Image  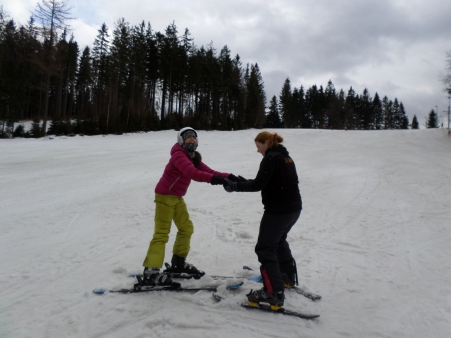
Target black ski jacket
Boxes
[236,145,302,214]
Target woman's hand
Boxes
[223,178,237,192]
[228,174,248,182]
[210,176,228,185]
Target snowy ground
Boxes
[1,128,451,338]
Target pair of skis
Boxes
[93,265,321,320]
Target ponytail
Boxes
[254,131,283,149]
[193,151,202,168]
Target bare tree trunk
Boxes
[42,73,50,136]
[106,87,112,132]
[56,77,63,120]
[161,78,167,121]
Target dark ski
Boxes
[241,303,320,320]
[129,265,261,281]
[93,283,217,295]
[212,293,225,301]
[287,286,322,301]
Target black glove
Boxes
[228,174,248,183]
[228,173,239,182]
[210,175,228,185]
[223,178,237,192]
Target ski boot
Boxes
[166,254,205,279]
[282,272,296,289]
[138,267,180,289]
[246,288,285,310]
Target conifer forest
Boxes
[0,4,412,137]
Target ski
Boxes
[130,264,260,280]
[240,265,322,301]
[286,286,322,301]
[93,283,217,295]
[213,293,319,319]
[128,273,244,290]
[212,293,225,301]
[241,302,319,320]
[129,272,259,282]
[226,281,244,290]
[210,275,262,282]
[129,264,255,290]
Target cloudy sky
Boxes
[3,0,451,127]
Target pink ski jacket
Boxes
[155,143,229,197]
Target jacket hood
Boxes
[170,143,187,156]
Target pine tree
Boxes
[316,85,327,129]
[110,18,132,132]
[399,102,409,129]
[325,80,339,129]
[426,109,438,128]
[359,88,373,129]
[411,115,419,129]
[382,96,394,129]
[266,96,281,128]
[230,54,245,130]
[245,63,266,128]
[92,23,110,124]
[0,19,25,127]
[392,98,401,129]
[75,46,93,122]
[343,87,357,129]
[32,0,74,135]
[292,87,303,128]
[372,93,384,130]
[218,45,234,129]
[279,78,292,127]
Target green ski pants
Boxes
[142,194,194,268]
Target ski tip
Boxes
[248,275,263,283]
[93,288,107,294]
[212,293,225,301]
[226,281,244,290]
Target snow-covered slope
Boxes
[1,128,450,338]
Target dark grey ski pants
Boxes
[255,210,301,293]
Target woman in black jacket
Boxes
[224,131,302,308]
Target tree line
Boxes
[1,2,419,138]
[0,3,265,137]
[267,78,415,130]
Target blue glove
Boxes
[223,178,237,193]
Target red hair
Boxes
[254,131,283,149]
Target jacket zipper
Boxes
[168,176,181,193]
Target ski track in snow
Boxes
[1,129,451,337]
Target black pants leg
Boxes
[255,210,301,293]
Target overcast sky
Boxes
[3,0,451,128]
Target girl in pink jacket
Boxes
[141,127,234,287]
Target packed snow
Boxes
[1,128,451,338]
